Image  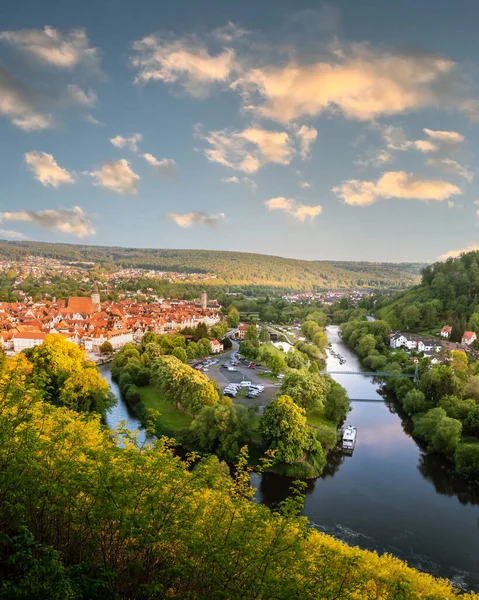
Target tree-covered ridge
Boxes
[0,239,422,290]
[1,354,477,599]
[376,250,479,336]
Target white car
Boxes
[240,381,252,387]
[227,367,237,372]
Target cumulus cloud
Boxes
[333,171,462,206]
[0,26,99,70]
[110,133,143,153]
[234,44,454,123]
[169,211,226,228]
[24,151,75,188]
[142,153,176,173]
[300,181,311,188]
[0,65,54,131]
[380,125,438,153]
[426,157,473,182]
[0,229,27,240]
[0,206,94,238]
[423,128,464,144]
[438,244,479,260]
[131,35,236,97]
[265,197,322,222]
[200,126,294,173]
[221,175,257,191]
[293,125,317,159]
[87,159,140,194]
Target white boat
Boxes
[342,426,357,451]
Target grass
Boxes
[138,385,193,430]
[258,372,279,382]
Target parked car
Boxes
[224,390,237,398]
[221,364,228,368]
[248,364,255,369]
[203,368,209,372]
[240,381,252,387]
[227,367,237,372]
[247,392,259,399]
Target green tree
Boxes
[172,346,187,363]
[245,324,260,348]
[226,307,240,328]
[259,325,270,343]
[465,405,479,436]
[99,340,114,355]
[197,338,211,357]
[403,389,428,415]
[59,368,116,415]
[264,351,285,377]
[357,334,377,358]
[280,370,329,413]
[413,407,447,445]
[312,330,328,352]
[191,403,254,462]
[186,341,199,360]
[323,380,351,424]
[260,395,310,464]
[194,322,209,341]
[455,443,479,476]
[285,349,307,370]
[238,340,258,361]
[439,395,476,422]
[432,417,462,456]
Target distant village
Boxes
[283,289,372,304]
[0,255,218,292]
[0,291,221,358]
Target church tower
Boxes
[200,291,207,309]
[91,289,101,312]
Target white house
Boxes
[440,326,452,338]
[390,333,407,349]
[462,331,477,346]
[210,339,224,354]
[12,332,48,353]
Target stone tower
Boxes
[91,289,101,312]
[200,291,207,309]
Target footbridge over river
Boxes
[322,363,419,383]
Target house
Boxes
[12,331,48,353]
[390,333,407,349]
[237,324,248,340]
[462,331,477,346]
[440,326,452,338]
[417,339,442,353]
[210,339,224,354]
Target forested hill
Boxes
[376,251,479,337]
[0,240,422,290]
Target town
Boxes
[0,291,221,357]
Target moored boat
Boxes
[342,426,357,452]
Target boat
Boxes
[342,426,357,452]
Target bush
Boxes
[455,443,479,477]
[315,425,338,452]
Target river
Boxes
[101,328,479,591]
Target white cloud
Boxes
[131,35,236,97]
[110,133,143,153]
[438,244,479,260]
[213,22,248,43]
[64,84,97,107]
[299,181,311,188]
[293,125,318,159]
[0,206,94,238]
[0,229,27,240]
[169,211,225,228]
[0,65,54,131]
[83,114,104,126]
[142,153,176,173]
[0,26,99,70]
[426,157,473,182]
[265,197,322,222]
[87,159,140,195]
[447,200,463,209]
[24,151,74,187]
[201,126,294,173]
[380,125,438,153]
[423,128,464,144]
[234,44,455,123]
[333,171,462,206]
[220,175,257,191]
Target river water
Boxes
[101,328,479,591]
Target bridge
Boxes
[349,398,386,403]
[324,370,415,378]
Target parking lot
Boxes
[194,341,280,410]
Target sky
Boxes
[1,0,479,263]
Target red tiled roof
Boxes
[462,331,476,339]
[63,297,95,314]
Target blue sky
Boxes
[1,0,479,262]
